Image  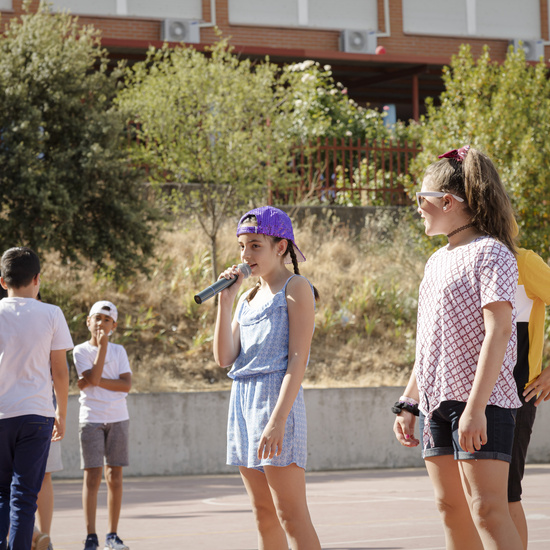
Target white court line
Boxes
[326,546,445,550]
[202,497,247,506]
[529,525,550,531]
[322,533,444,548]
[203,495,434,506]
[309,496,436,504]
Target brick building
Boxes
[2,0,549,121]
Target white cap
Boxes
[88,300,118,322]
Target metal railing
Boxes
[128,124,421,207]
[270,138,421,207]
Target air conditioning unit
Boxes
[340,29,377,54]
[509,38,544,61]
[161,19,200,44]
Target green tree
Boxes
[117,38,400,280]
[0,3,158,278]
[282,59,389,142]
[117,38,346,280]
[411,44,550,255]
[281,60,412,208]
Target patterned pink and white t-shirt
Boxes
[415,236,521,431]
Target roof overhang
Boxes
[102,38,450,121]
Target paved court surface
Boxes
[48,465,550,550]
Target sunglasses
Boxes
[416,191,465,208]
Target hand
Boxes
[458,406,487,453]
[218,265,245,303]
[52,415,65,441]
[393,411,420,447]
[523,366,550,406]
[257,419,285,460]
[96,326,109,347]
[77,377,89,390]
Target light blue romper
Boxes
[226,275,312,471]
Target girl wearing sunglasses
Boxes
[393,146,522,549]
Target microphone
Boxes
[194,263,252,304]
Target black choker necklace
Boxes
[447,223,474,238]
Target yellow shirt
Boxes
[516,248,550,386]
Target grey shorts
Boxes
[45,440,63,473]
[79,420,130,469]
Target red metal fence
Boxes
[270,138,421,207]
[129,124,421,207]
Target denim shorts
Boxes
[420,400,516,462]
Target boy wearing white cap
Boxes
[73,301,132,550]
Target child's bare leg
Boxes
[83,467,102,534]
[425,456,484,550]
[36,472,54,535]
[264,464,321,550]
[509,501,528,550]
[459,459,523,550]
[105,465,123,534]
[239,466,288,550]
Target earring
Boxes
[443,206,447,211]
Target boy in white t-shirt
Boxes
[0,247,73,550]
[73,301,132,550]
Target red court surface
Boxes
[49,465,550,550]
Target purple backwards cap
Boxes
[237,206,306,264]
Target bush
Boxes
[411,43,550,256]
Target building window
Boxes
[0,0,12,9]
[49,0,202,20]
[403,0,540,40]
[228,0,378,31]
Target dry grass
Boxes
[40,212,429,393]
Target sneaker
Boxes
[32,532,51,550]
[83,534,99,550]
[104,534,129,550]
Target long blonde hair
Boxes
[425,148,517,253]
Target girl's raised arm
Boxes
[213,268,246,368]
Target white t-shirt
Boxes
[515,284,533,323]
[0,297,73,420]
[73,340,132,423]
[415,236,522,426]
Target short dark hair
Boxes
[0,247,41,289]
[0,275,7,298]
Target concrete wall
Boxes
[56,387,550,479]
